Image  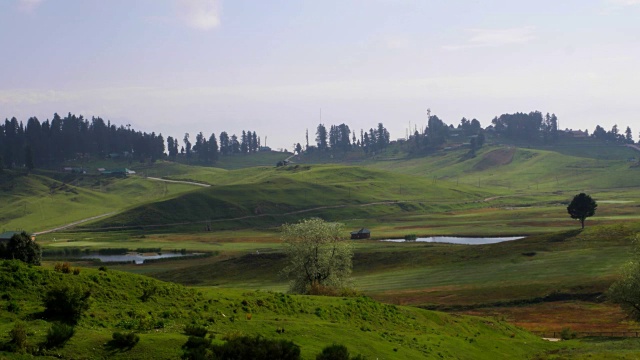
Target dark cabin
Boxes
[350,228,371,240]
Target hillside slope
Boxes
[0,260,557,359]
[86,165,491,231]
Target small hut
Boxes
[350,228,371,240]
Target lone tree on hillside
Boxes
[567,193,597,229]
[281,218,352,294]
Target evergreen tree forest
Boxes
[0,112,265,170]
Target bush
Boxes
[54,262,72,274]
[6,300,21,313]
[45,322,75,348]
[560,327,577,340]
[183,335,300,360]
[111,331,140,349]
[212,335,300,360]
[98,266,108,272]
[184,324,208,337]
[43,284,91,324]
[9,322,27,353]
[73,268,81,275]
[316,344,349,360]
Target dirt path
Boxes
[34,212,116,235]
[146,177,211,187]
[627,144,640,153]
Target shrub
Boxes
[98,266,108,272]
[73,268,81,275]
[211,335,300,360]
[560,327,577,340]
[111,331,140,348]
[182,336,212,360]
[45,322,75,348]
[140,283,157,302]
[184,324,208,337]
[404,234,417,241]
[6,300,21,313]
[9,322,27,353]
[54,262,72,274]
[183,334,300,360]
[316,344,349,360]
[43,284,91,324]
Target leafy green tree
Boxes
[567,193,597,229]
[609,237,640,320]
[43,284,91,324]
[0,232,41,265]
[281,218,352,294]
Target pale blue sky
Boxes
[1,0,639,149]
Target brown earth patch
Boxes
[472,147,516,171]
[460,301,636,333]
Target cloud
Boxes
[443,26,537,51]
[607,0,640,5]
[382,36,411,50]
[176,0,221,30]
[17,0,44,13]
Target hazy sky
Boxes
[1,0,639,150]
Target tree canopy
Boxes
[0,232,41,265]
[567,193,597,229]
[281,218,352,294]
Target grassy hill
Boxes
[82,165,491,232]
[0,259,559,359]
[0,170,198,233]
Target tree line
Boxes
[301,122,391,155]
[0,113,164,170]
[0,113,266,170]
[490,111,635,145]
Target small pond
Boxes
[381,236,524,245]
[81,252,197,265]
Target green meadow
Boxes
[2,142,640,358]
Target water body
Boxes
[381,236,524,245]
[81,252,194,264]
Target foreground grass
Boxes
[0,260,557,359]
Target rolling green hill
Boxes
[0,170,198,233]
[84,165,491,232]
[0,260,558,359]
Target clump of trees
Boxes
[0,232,41,265]
[281,218,352,294]
[567,193,597,229]
[592,124,635,144]
[490,111,558,143]
[310,123,390,155]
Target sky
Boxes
[1,0,639,150]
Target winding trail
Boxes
[34,212,116,235]
[146,177,211,187]
[627,144,640,153]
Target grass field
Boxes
[0,260,564,359]
[3,141,640,358]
